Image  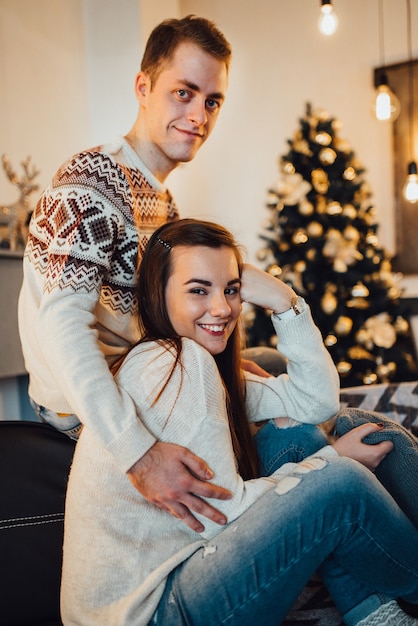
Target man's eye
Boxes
[206,99,220,111]
[177,89,189,99]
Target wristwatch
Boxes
[275,295,304,320]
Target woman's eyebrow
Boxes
[184,278,241,286]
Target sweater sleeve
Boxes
[24,152,157,471]
[245,300,340,425]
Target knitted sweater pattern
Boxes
[18,139,179,470]
[26,145,178,315]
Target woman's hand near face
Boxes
[332,423,394,471]
[240,264,296,314]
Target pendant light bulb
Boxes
[372,75,401,122]
[403,162,418,203]
[318,1,339,36]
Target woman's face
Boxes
[165,245,242,355]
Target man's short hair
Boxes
[141,14,232,86]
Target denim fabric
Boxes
[30,399,82,440]
[254,420,329,475]
[152,456,418,626]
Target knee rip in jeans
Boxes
[202,545,217,558]
[274,456,329,496]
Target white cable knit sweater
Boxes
[61,308,340,625]
[18,137,178,472]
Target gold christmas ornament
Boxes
[395,316,409,334]
[326,201,342,215]
[268,264,282,277]
[343,204,357,219]
[307,221,323,237]
[344,225,360,242]
[316,195,327,213]
[281,161,295,174]
[311,168,329,194]
[334,316,353,336]
[292,229,308,245]
[325,333,337,347]
[348,346,374,360]
[331,117,343,132]
[293,139,312,156]
[356,328,373,348]
[351,282,369,298]
[319,147,337,165]
[346,297,370,309]
[276,173,312,205]
[334,137,351,153]
[337,360,352,375]
[321,291,338,314]
[298,200,314,215]
[343,166,356,181]
[316,108,331,122]
[363,372,378,385]
[387,285,402,300]
[376,362,392,381]
[294,260,306,273]
[315,131,332,146]
[364,313,396,349]
[387,361,397,375]
[366,232,379,246]
[306,248,317,261]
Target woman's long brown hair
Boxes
[128,218,259,480]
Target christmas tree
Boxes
[245,103,418,387]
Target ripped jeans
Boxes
[152,454,418,626]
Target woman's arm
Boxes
[240,264,340,424]
[116,340,279,538]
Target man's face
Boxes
[136,41,228,181]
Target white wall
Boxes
[1,0,417,262]
[167,0,418,264]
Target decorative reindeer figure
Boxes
[1,154,40,251]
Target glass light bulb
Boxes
[318,4,339,36]
[403,162,418,203]
[372,83,400,122]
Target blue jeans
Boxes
[152,455,418,625]
[254,420,329,474]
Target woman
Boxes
[61,219,418,625]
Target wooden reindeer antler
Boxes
[1,154,40,250]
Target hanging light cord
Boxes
[407,0,415,162]
[379,0,385,67]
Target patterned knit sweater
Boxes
[61,309,340,625]
[18,137,178,471]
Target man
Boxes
[18,15,233,533]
